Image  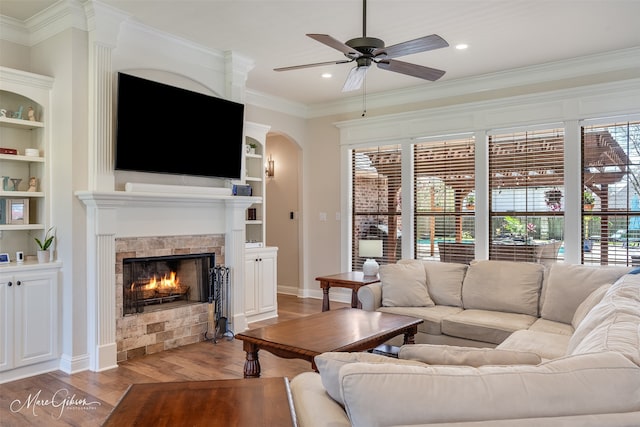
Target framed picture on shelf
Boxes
[0,253,9,264]
[5,198,29,225]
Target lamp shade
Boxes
[359,240,383,258]
[359,239,382,276]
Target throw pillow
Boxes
[422,261,467,307]
[314,352,425,406]
[380,261,435,307]
[541,263,631,324]
[461,260,544,316]
[398,344,541,366]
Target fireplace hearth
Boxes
[122,253,215,315]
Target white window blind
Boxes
[352,145,402,271]
[414,137,475,264]
[582,120,640,266]
[488,128,564,263]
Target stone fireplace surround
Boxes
[77,187,255,372]
[115,234,223,362]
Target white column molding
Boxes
[225,198,253,332]
[85,205,118,371]
[224,51,254,103]
[84,0,128,191]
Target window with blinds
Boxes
[488,129,564,264]
[414,137,475,264]
[352,145,402,271]
[582,120,640,266]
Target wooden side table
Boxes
[315,271,380,311]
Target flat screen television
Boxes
[115,72,245,179]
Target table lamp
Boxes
[359,239,383,276]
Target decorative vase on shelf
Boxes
[37,250,50,263]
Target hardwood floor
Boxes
[0,294,347,426]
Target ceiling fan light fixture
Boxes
[342,65,369,92]
[274,0,449,90]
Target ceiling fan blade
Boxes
[373,34,449,59]
[377,59,445,81]
[307,34,361,57]
[274,59,353,72]
[342,66,370,92]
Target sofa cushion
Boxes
[398,344,541,366]
[497,330,571,360]
[528,318,574,336]
[441,309,537,345]
[378,305,463,335]
[571,283,610,329]
[462,260,543,316]
[566,272,640,361]
[540,263,631,324]
[338,352,640,427]
[420,260,467,307]
[570,311,640,366]
[380,261,435,307]
[314,352,425,405]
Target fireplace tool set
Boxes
[206,265,233,343]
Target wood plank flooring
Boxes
[0,294,347,427]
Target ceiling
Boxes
[2,0,640,106]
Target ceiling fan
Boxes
[274,0,449,92]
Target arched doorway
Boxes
[265,132,301,295]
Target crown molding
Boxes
[27,0,87,46]
[245,89,309,118]
[0,0,86,47]
[0,15,30,45]
[244,47,640,120]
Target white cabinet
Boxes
[0,265,59,374]
[0,67,53,258]
[243,122,270,248]
[244,246,278,322]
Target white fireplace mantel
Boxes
[76,189,255,371]
[75,190,259,209]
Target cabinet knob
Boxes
[7,281,12,287]
[16,281,21,286]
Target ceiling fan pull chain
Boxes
[362,77,367,117]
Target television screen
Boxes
[115,73,245,179]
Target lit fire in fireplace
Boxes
[131,271,189,300]
[136,271,180,292]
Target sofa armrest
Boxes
[358,282,382,311]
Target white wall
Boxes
[3,0,640,375]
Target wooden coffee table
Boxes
[235,308,423,378]
[103,377,295,426]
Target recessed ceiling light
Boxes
[321,73,332,79]
[455,44,468,50]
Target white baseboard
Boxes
[58,353,90,374]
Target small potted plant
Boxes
[583,190,595,211]
[465,193,475,210]
[35,226,55,263]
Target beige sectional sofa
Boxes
[289,260,640,426]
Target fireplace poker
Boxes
[205,266,217,343]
